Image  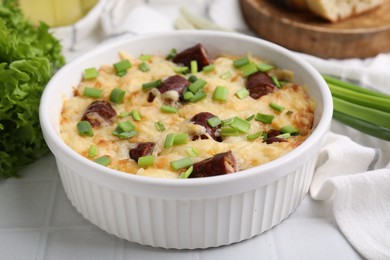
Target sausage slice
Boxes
[246,72,277,99]
[190,112,222,142]
[148,75,190,102]
[189,151,239,178]
[263,129,287,144]
[81,100,116,127]
[172,44,211,70]
[129,142,155,161]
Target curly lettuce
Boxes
[0,0,65,178]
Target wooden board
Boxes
[240,0,390,58]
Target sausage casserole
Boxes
[60,44,315,179]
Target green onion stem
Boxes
[83,87,102,98]
[109,88,126,104]
[77,121,94,137]
[138,155,155,167]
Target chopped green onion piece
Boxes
[138,155,155,167]
[170,157,193,170]
[110,88,126,104]
[166,48,177,60]
[269,102,285,112]
[189,91,207,103]
[161,105,178,113]
[276,133,291,139]
[202,64,215,72]
[207,116,221,127]
[235,88,249,99]
[221,126,241,136]
[271,76,282,89]
[190,60,198,74]
[142,79,162,90]
[188,75,198,83]
[280,125,299,135]
[164,133,175,148]
[77,121,94,137]
[183,91,194,100]
[139,54,152,61]
[112,128,137,139]
[94,156,111,166]
[114,60,131,76]
[186,147,199,158]
[246,114,255,122]
[174,66,189,74]
[247,131,263,141]
[257,63,274,72]
[118,121,135,132]
[230,116,251,133]
[173,133,189,145]
[233,57,249,68]
[212,86,228,101]
[132,110,141,121]
[138,62,150,72]
[222,117,234,126]
[188,78,207,93]
[241,63,258,77]
[155,121,166,132]
[83,87,102,98]
[179,165,193,178]
[119,111,132,118]
[255,113,274,124]
[83,67,99,80]
[88,144,98,158]
[220,71,232,80]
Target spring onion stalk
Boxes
[188,78,207,93]
[166,48,177,60]
[190,60,198,74]
[235,88,249,99]
[188,75,198,83]
[109,88,126,104]
[221,126,240,136]
[220,71,232,80]
[276,133,291,139]
[155,121,166,132]
[118,121,135,132]
[271,76,282,89]
[183,91,194,100]
[138,155,155,167]
[94,156,111,166]
[202,64,215,72]
[131,110,141,121]
[142,79,162,90]
[255,113,274,124]
[241,63,258,77]
[186,147,199,158]
[88,144,98,158]
[171,157,193,170]
[161,105,178,114]
[247,131,263,141]
[119,111,132,118]
[246,114,255,122]
[280,125,299,135]
[179,165,193,178]
[212,86,228,101]
[83,87,102,98]
[164,133,175,148]
[230,116,251,133]
[233,57,249,68]
[138,62,150,72]
[207,116,221,127]
[114,60,131,76]
[257,63,274,72]
[189,91,207,103]
[77,121,94,137]
[139,54,152,61]
[269,102,285,112]
[173,133,189,145]
[174,66,189,74]
[83,67,99,79]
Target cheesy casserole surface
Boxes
[60,44,315,179]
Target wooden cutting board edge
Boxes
[240,0,390,58]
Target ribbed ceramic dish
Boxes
[40,31,333,249]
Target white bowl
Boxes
[40,31,333,249]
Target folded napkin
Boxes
[51,1,390,258]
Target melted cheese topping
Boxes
[60,52,315,178]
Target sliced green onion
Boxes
[83,87,102,98]
[138,62,150,72]
[164,133,175,148]
[173,133,189,145]
[221,126,241,136]
[246,114,255,122]
[207,116,221,127]
[83,67,99,80]
[132,110,141,121]
[119,111,132,118]
[88,144,98,158]
[77,121,94,137]
[247,131,263,141]
[179,165,193,178]
[183,91,194,100]
[255,113,274,124]
[166,48,177,60]
[220,71,232,80]
[190,60,198,74]
[94,156,111,166]
[222,117,234,126]
[235,88,249,99]
[114,60,131,76]
[188,78,207,93]
[174,66,189,74]
[241,63,258,77]
[170,157,193,170]
[109,88,126,104]
[233,57,249,68]
[161,105,178,113]
[138,155,155,167]
[155,121,166,132]
[212,86,228,101]
[280,125,299,135]
[276,133,291,139]
[186,147,199,158]
[188,75,198,83]
[112,129,137,139]
[257,63,274,72]
[271,76,282,89]
[202,64,215,72]
[142,79,162,90]
[269,102,285,112]
[118,121,135,132]
[230,116,251,133]
[139,54,152,61]
[189,91,207,103]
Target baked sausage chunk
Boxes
[172,43,211,70]
[81,100,116,127]
[190,151,239,178]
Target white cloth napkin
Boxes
[51,1,390,259]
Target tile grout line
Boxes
[34,173,60,260]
